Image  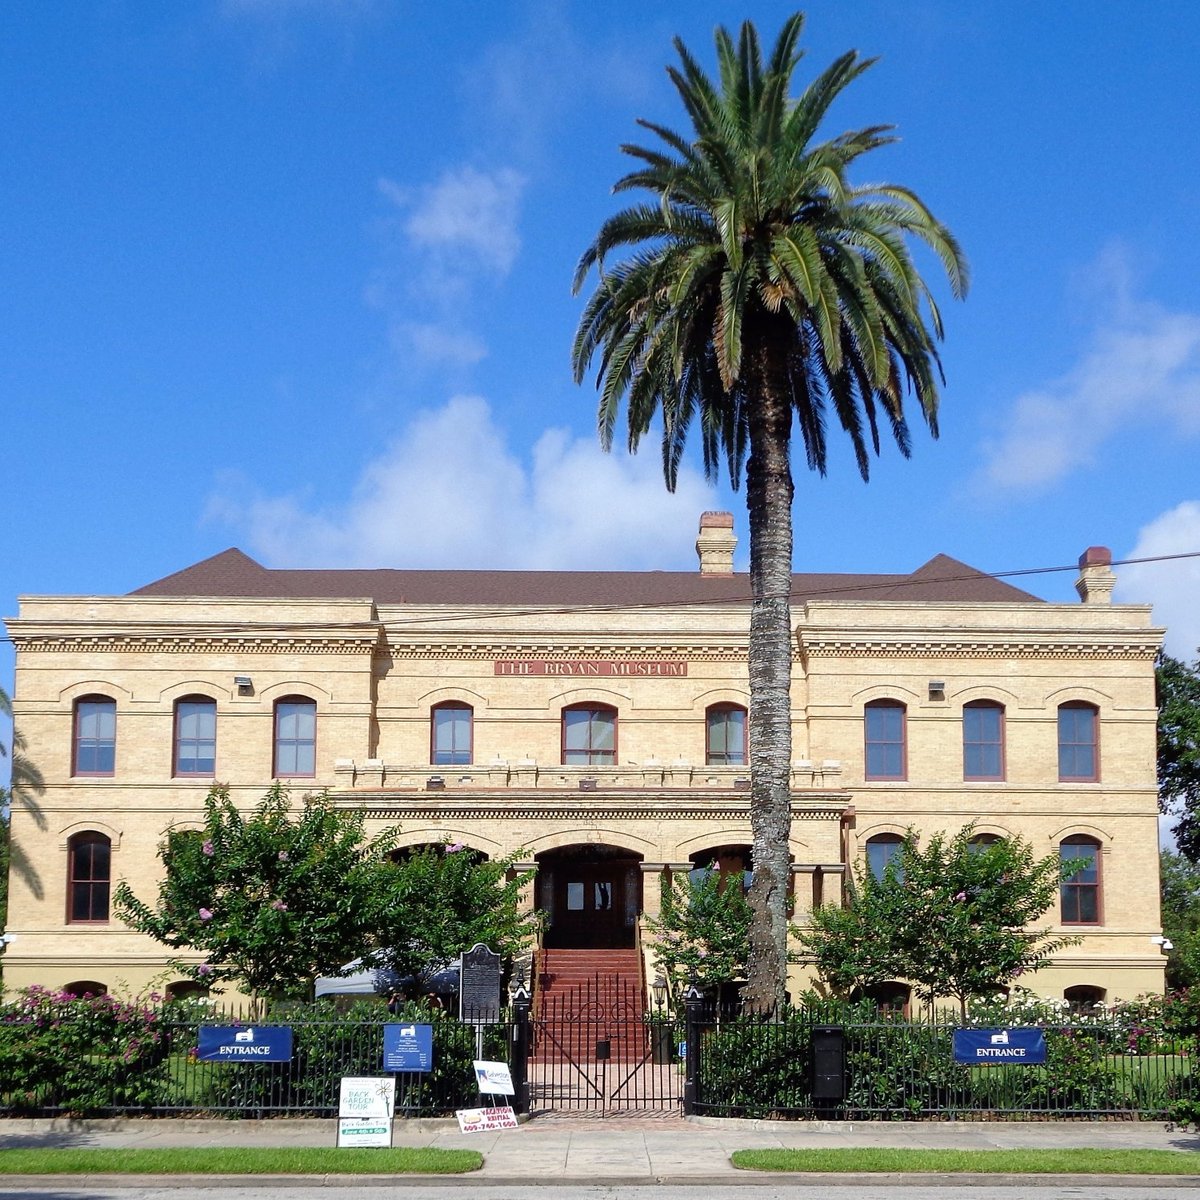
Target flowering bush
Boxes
[0,987,172,1113]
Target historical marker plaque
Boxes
[460,944,501,1022]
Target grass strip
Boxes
[731,1148,1200,1175]
[0,1147,483,1176]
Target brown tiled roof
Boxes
[131,548,1042,606]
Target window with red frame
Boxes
[963,700,1005,780]
[174,696,216,776]
[274,697,316,777]
[1058,702,1099,781]
[73,696,116,776]
[705,704,747,765]
[864,700,906,780]
[562,705,616,766]
[67,832,111,923]
[1060,837,1101,924]
[431,702,473,766]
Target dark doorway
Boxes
[537,845,641,949]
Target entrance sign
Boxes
[953,1028,1047,1064]
[337,1076,396,1148]
[383,1023,434,1072]
[460,944,501,1022]
[197,1026,293,1062]
[474,1059,515,1095]
[455,1105,519,1132]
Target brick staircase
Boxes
[533,949,648,1062]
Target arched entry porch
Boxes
[536,844,644,949]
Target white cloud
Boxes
[976,252,1200,493]
[373,167,524,369]
[208,395,719,570]
[1115,501,1200,659]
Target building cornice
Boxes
[799,632,1161,661]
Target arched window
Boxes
[174,696,216,777]
[67,832,111,923]
[1058,702,1099,781]
[853,981,911,1017]
[63,980,108,997]
[73,695,116,776]
[968,833,1004,853]
[963,700,1005,781]
[705,704,747,766]
[1064,984,1106,1014]
[864,700,906,780]
[1061,836,1102,924]
[165,980,210,1001]
[562,704,617,766]
[274,696,316,778]
[866,833,904,881]
[431,702,473,766]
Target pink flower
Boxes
[278,850,289,861]
[446,842,465,853]
[197,964,213,977]
[202,840,214,857]
[198,908,213,921]
[955,891,967,902]
[271,900,288,911]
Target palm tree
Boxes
[2,684,47,900]
[572,14,967,1011]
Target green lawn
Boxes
[0,1148,482,1175]
[732,1148,1200,1175]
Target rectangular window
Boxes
[175,699,216,776]
[275,699,316,777]
[706,707,747,765]
[963,703,1004,780]
[1058,704,1098,781]
[1061,841,1101,924]
[68,835,111,923]
[864,703,906,780]
[563,707,616,766]
[432,705,472,765]
[74,698,116,776]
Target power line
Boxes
[0,547,1196,643]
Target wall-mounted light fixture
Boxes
[426,775,445,791]
[234,675,253,696]
[928,680,946,701]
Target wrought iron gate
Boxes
[528,976,682,1113]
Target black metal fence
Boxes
[2,990,1195,1120]
[683,1003,1198,1120]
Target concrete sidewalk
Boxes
[2,1115,1200,1186]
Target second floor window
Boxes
[963,701,1005,781]
[67,832,111,923]
[174,697,216,776]
[431,703,472,765]
[706,705,747,765]
[73,696,116,776]
[864,700,906,780]
[1058,702,1099,781]
[562,704,616,766]
[274,697,316,777]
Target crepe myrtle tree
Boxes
[572,13,967,1011]
[796,824,1080,1019]
[646,867,752,999]
[367,842,540,996]
[114,784,398,1003]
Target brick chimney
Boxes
[696,511,737,575]
[1074,546,1116,605]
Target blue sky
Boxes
[3,0,1200,770]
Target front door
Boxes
[545,864,632,949]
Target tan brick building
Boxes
[2,514,1166,1005]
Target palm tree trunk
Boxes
[742,332,796,1015]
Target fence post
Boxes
[682,983,703,1115]
[509,977,531,1116]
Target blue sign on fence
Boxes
[953,1027,1047,1065]
[197,1025,294,1062]
[383,1023,434,1072]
